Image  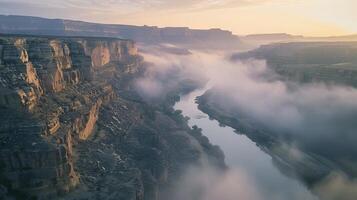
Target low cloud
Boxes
[200,54,357,199]
[313,172,357,200]
[205,57,357,158]
[164,166,262,200]
[135,47,357,199]
[134,46,207,101]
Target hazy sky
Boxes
[0,0,356,36]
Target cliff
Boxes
[0,15,241,50]
[0,35,136,108]
[0,34,139,199]
[0,34,225,200]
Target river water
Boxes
[174,87,318,200]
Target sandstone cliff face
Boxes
[73,98,102,140]
[0,35,139,199]
[0,36,137,111]
[0,38,43,111]
[0,34,224,200]
[0,113,79,200]
[79,39,137,68]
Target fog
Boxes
[204,57,357,164]
[314,172,357,200]
[165,166,262,200]
[135,45,357,200]
[134,45,207,100]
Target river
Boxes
[174,87,318,200]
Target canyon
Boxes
[0,34,224,199]
[1,14,357,200]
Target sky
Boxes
[0,0,356,36]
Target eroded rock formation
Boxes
[0,34,224,200]
[0,35,140,199]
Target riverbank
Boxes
[175,88,317,200]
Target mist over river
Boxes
[136,49,357,200]
[174,87,318,200]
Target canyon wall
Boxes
[0,34,224,200]
[0,15,241,50]
[0,35,139,199]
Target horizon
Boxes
[1,14,356,38]
[0,0,357,37]
[1,2,357,200]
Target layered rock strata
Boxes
[0,35,224,200]
[0,35,139,199]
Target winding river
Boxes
[174,87,318,200]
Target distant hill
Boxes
[241,33,357,48]
[243,33,304,41]
[0,15,242,49]
[309,34,357,41]
[232,42,357,87]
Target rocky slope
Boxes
[0,34,224,200]
[0,15,241,50]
